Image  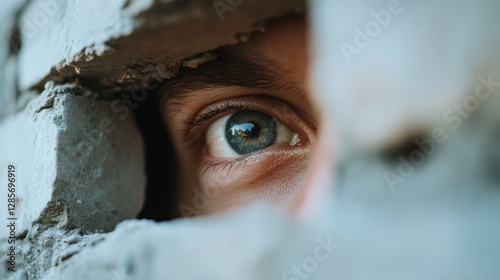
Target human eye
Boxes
[186,95,315,172]
[205,110,300,158]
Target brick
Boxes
[0,83,145,235]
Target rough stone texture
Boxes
[0,83,145,237]
[18,0,304,94]
[1,225,107,280]
[44,209,304,280]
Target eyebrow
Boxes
[158,44,297,104]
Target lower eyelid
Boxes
[199,143,310,185]
[199,152,255,179]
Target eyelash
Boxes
[199,153,250,176]
[199,141,292,176]
[186,100,271,127]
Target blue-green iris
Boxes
[225,111,277,155]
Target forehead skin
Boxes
[251,15,309,89]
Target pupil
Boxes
[225,111,276,155]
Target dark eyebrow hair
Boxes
[158,43,296,103]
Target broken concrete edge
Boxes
[17,0,305,95]
[0,200,298,280]
[0,82,146,280]
[26,206,302,280]
[0,82,145,279]
[1,224,108,280]
[0,82,146,238]
[41,82,146,232]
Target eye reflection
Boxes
[206,110,298,158]
[226,111,276,155]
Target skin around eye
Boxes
[161,15,312,215]
[187,96,312,163]
[184,95,316,211]
[206,110,298,158]
[165,91,317,215]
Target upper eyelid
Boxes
[184,101,250,127]
[184,95,287,128]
